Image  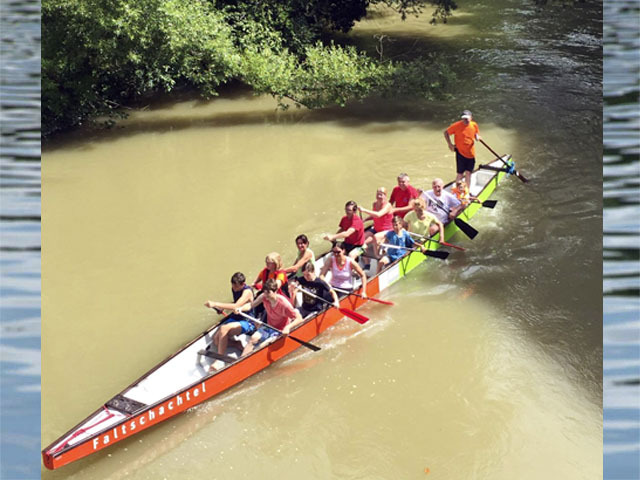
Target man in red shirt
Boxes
[444,110,481,187]
[389,173,420,219]
[323,200,365,259]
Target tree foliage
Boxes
[42,0,457,135]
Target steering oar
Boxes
[479,139,529,183]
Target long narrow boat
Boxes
[42,156,515,470]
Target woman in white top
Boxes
[320,242,367,297]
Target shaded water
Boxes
[0,0,41,478]
[40,1,603,479]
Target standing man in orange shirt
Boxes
[443,110,482,188]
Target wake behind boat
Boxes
[42,156,515,470]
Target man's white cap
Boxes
[461,109,472,120]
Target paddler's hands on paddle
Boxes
[204,301,225,314]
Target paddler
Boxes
[241,278,304,355]
[322,200,365,260]
[284,234,315,299]
[443,109,482,188]
[404,197,445,240]
[283,234,315,279]
[377,216,424,273]
[451,178,471,206]
[420,178,463,225]
[389,173,420,219]
[358,186,394,272]
[253,252,288,295]
[291,261,339,318]
[319,242,367,298]
[204,272,256,371]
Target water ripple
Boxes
[603,0,640,476]
[0,0,41,478]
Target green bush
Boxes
[42,0,456,135]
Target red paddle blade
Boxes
[367,296,394,306]
[339,307,369,324]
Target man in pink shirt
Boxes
[242,279,303,355]
[389,173,420,219]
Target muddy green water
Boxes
[41,2,602,478]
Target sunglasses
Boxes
[332,250,342,254]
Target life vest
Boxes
[256,268,289,298]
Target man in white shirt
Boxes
[420,178,463,224]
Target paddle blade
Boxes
[516,171,530,183]
[289,335,321,351]
[481,200,497,208]
[367,296,395,306]
[454,218,479,239]
[423,249,449,260]
[339,307,369,324]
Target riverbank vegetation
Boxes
[42,0,458,136]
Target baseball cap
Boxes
[461,110,472,119]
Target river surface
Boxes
[38,1,606,479]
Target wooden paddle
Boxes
[297,287,369,324]
[381,243,450,260]
[237,311,321,352]
[479,139,529,183]
[406,231,466,252]
[333,287,395,306]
